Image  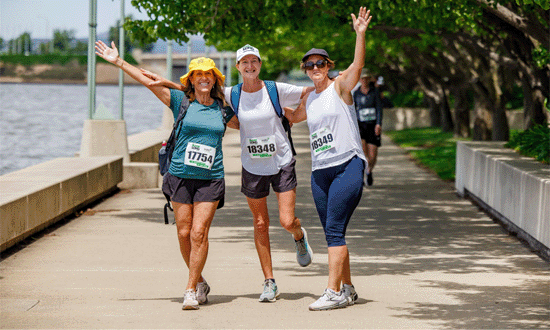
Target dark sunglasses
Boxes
[304,60,327,70]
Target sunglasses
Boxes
[304,60,327,70]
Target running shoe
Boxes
[342,283,358,305]
[259,279,279,302]
[182,289,199,310]
[366,172,373,186]
[196,280,210,305]
[295,227,313,267]
[308,288,349,311]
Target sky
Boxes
[1,0,150,40]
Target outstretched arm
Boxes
[95,40,171,106]
[140,69,184,91]
[335,7,372,104]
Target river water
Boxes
[0,83,164,175]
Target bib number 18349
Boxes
[310,127,335,155]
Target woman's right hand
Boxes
[95,41,120,66]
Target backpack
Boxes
[230,80,297,156]
[159,95,228,224]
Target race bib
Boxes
[246,135,277,159]
[310,127,335,155]
[358,107,376,122]
[184,142,216,170]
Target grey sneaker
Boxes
[309,288,349,311]
[196,280,210,305]
[182,289,199,310]
[259,279,279,302]
[342,283,358,305]
[295,227,313,267]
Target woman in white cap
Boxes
[285,7,372,311]
[145,44,315,303]
[95,40,238,310]
[224,44,314,302]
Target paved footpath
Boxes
[1,123,549,329]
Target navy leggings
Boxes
[311,156,365,247]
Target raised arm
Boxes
[95,40,171,106]
[140,69,184,91]
[334,7,372,104]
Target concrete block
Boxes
[127,129,170,163]
[0,196,27,250]
[60,173,89,213]
[87,164,112,199]
[521,174,544,240]
[456,141,549,254]
[109,158,124,185]
[500,162,520,226]
[80,120,130,162]
[27,184,60,232]
[119,163,160,189]
[539,180,550,248]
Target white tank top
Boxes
[224,83,302,175]
[305,82,367,171]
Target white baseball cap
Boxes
[236,44,261,63]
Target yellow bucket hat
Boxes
[180,57,225,87]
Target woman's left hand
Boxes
[351,7,372,35]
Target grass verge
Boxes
[385,127,467,182]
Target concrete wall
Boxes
[0,156,122,252]
[118,129,171,190]
[382,108,525,131]
[455,141,550,258]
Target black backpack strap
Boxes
[215,98,228,135]
[166,95,190,164]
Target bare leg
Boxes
[275,188,303,240]
[247,197,273,279]
[366,143,378,173]
[186,200,219,291]
[327,245,349,292]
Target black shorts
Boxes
[358,122,381,147]
[241,158,297,199]
[162,173,225,209]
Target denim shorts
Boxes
[241,158,297,199]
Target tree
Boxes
[125,0,549,139]
[109,15,154,53]
[52,29,75,53]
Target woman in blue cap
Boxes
[285,7,372,311]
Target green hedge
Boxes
[0,53,138,66]
[505,124,550,164]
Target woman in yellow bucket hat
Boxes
[95,41,238,310]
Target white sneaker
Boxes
[309,288,349,311]
[196,280,210,305]
[295,227,313,267]
[342,284,358,305]
[182,289,199,310]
